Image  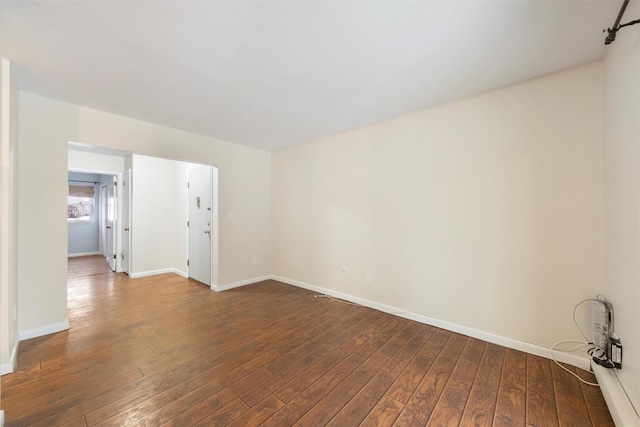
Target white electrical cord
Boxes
[551,340,601,386]
[550,340,600,386]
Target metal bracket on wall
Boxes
[604,0,640,45]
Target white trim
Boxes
[210,275,271,292]
[129,268,187,279]
[18,320,69,341]
[270,275,591,371]
[173,269,188,279]
[0,340,18,375]
[67,251,101,258]
[592,361,640,427]
[0,362,12,376]
[0,409,4,427]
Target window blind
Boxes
[68,185,95,198]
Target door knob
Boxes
[204,230,211,234]
[106,226,112,229]
[124,227,129,231]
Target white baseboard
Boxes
[129,268,187,279]
[202,273,591,371]
[173,269,188,279]
[210,275,271,292]
[0,340,19,375]
[67,251,101,257]
[592,362,640,427]
[18,319,69,341]
[0,362,12,376]
[270,275,591,371]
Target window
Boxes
[68,185,95,222]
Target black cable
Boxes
[593,356,615,369]
[604,0,640,45]
[618,18,640,30]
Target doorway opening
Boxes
[68,144,219,286]
[67,170,119,274]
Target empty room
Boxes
[0,1,639,426]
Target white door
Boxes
[122,170,131,275]
[188,166,212,285]
[99,184,107,256]
[106,175,117,271]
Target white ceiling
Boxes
[1,1,622,151]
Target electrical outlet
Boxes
[341,265,348,274]
[252,256,258,265]
[365,273,372,283]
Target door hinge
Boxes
[187,182,189,188]
[121,254,124,260]
[187,260,190,266]
[114,181,117,186]
[113,254,116,259]
[187,220,189,227]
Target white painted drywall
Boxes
[271,62,604,350]
[18,97,68,337]
[603,0,640,414]
[1,47,4,405]
[130,154,177,275]
[18,93,270,337]
[1,59,20,375]
[68,149,125,174]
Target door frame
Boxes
[105,175,117,271]
[68,168,124,272]
[99,184,107,256]
[122,169,132,275]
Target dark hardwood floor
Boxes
[0,256,614,426]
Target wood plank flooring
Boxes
[0,256,614,426]
[67,255,113,279]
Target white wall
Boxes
[1,23,4,418]
[130,154,178,275]
[1,50,3,406]
[18,95,69,338]
[603,0,640,413]
[68,149,125,174]
[1,59,20,374]
[271,63,604,351]
[19,93,270,338]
